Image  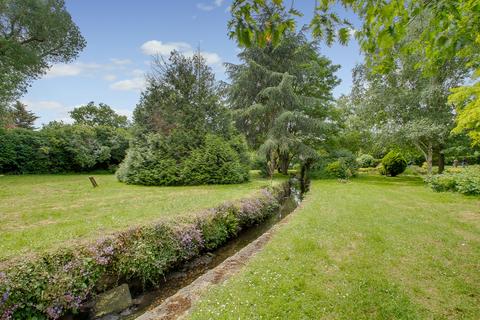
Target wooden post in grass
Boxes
[89,176,98,188]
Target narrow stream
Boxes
[91,180,303,320]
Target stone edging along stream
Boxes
[137,195,305,320]
[0,181,292,319]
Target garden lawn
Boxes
[189,175,480,319]
[0,173,281,262]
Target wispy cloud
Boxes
[110,77,146,92]
[45,63,101,78]
[103,74,117,81]
[21,99,78,125]
[197,0,224,11]
[141,40,191,56]
[110,58,132,65]
[140,40,222,68]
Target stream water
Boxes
[79,180,303,320]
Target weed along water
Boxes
[74,179,304,320]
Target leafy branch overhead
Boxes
[0,0,86,105]
[228,0,480,145]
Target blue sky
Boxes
[23,0,363,126]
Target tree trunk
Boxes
[427,143,433,174]
[438,150,445,174]
[300,164,307,194]
[278,153,290,175]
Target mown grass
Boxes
[0,172,283,261]
[189,175,480,319]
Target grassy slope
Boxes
[0,173,281,261]
[189,175,480,319]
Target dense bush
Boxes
[0,183,289,319]
[309,150,358,179]
[0,125,129,174]
[117,133,249,186]
[182,135,250,185]
[325,160,351,179]
[425,166,480,195]
[356,154,377,168]
[381,151,407,177]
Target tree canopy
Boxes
[117,51,249,186]
[70,102,129,128]
[0,0,86,105]
[227,30,340,175]
[228,0,480,145]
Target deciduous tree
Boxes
[0,0,86,104]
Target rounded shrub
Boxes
[381,151,407,177]
[356,154,376,168]
[325,160,352,179]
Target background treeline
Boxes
[0,102,130,174]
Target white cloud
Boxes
[200,51,221,65]
[141,40,191,56]
[130,69,145,77]
[20,99,77,124]
[110,58,132,65]
[45,64,83,78]
[140,40,223,69]
[21,99,66,112]
[197,0,224,11]
[45,62,102,79]
[110,77,146,92]
[103,74,117,81]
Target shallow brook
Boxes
[69,179,303,320]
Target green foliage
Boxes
[182,135,249,185]
[70,102,129,128]
[381,151,407,177]
[310,150,358,179]
[119,51,249,186]
[0,0,86,104]
[325,160,349,179]
[450,78,480,146]
[356,154,376,168]
[0,128,49,173]
[228,31,339,174]
[228,0,480,149]
[426,166,480,195]
[117,133,249,186]
[198,207,239,251]
[0,124,129,174]
[9,101,38,129]
[0,183,287,319]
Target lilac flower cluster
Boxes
[175,224,204,258]
[88,239,115,266]
[1,305,16,320]
[0,290,9,308]
[46,305,63,319]
[63,293,82,309]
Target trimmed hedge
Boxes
[0,183,290,319]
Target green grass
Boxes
[189,175,480,319]
[0,172,282,261]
